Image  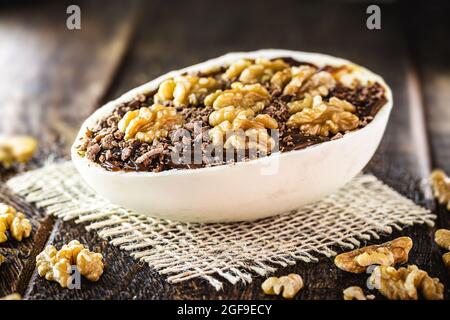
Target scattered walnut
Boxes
[261,274,304,299]
[368,265,444,300]
[36,240,104,288]
[430,169,450,210]
[0,203,32,243]
[204,82,270,112]
[154,75,219,107]
[208,106,277,152]
[76,249,104,281]
[10,212,32,241]
[0,293,21,300]
[334,237,413,273]
[36,245,58,281]
[287,95,359,137]
[443,252,450,269]
[343,286,375,300]
[118,104,184,143]
[435,229,450,251]
[0,136,37,168]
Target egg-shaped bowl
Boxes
[71,49,393,222]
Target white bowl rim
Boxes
[71,49,393,178]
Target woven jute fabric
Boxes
[6,161,435,290]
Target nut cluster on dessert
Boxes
[77,57,387,172]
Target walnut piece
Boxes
[287,95,359,137]
[0,136,37,168]
[343,286,375,300]
[368,265,444,300]
[36,240,104,288]
[154,75,219,107]
[118,104,184,143]
[208,106,277,153]
[334,237,413,273]
[435,229,450,251]
[430,169,450,210]
[223,58,289,84]
[0,253,5,266]
[261,274,304,299]
[204,82,270,112]
[443,252,450,269]
[280,66,336,97]
[0,203,32,243]
[76,249,104,281]
[0,293,21,300]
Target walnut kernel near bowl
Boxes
[71,49,393,222]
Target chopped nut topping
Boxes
[261,273,304,299]
[0,293,21,300]
[287,95,359,137]
[435,229,450,251]
[0,136,37,168]
[334,237,413,273]
[0,203,32,243]
[208,106,277,153]
[368,265,444,300]
[36,240,104,288]
[118,104,184,143]
[204,82,270,112]
[154,75,219,107]
[430,169,450,210]
[343,286,375,300]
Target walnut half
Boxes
[343,286,375,300]
[261,274,304,299]
[430,169,450,210]
[118,104,184,143]
[287,95,359,137]
[0,136,37,168]
[0,203,32,243]
[334,237,413,273]
[368,265,444,300]
[208,106,278,153]
[435,229,450,251]
[36,240,104,288]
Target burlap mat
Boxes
[6,161,435,290]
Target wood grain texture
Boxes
[1,0,449,299]
[0,0,141,297]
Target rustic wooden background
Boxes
[0,0,449,300]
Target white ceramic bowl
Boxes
[71,49,393,223]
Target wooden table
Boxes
[0,0,449,300]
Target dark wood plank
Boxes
[0,0,141,297]
[23,0,448,300]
